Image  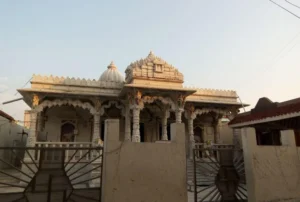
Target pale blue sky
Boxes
[1,0,300,122]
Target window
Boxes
[256,129,281,146]
[294,130,300,147]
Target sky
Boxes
[1,0,300,123]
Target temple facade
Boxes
[19,51,245,156]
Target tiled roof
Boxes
[0,110,15,122]
[228,97,300,126]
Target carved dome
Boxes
[99,62,125,83]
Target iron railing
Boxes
[0,146,103,202]
[193,148,247,202]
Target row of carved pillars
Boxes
[130,105,183,143]
[26,104,179,147]
[185,111,238,159]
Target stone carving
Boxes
[31,74,124,89]
[32,94,40,108]
[36,99,96,114]
[125,51,184,83]
[100,101,125,116]
[142,96,175,110]
[92,99,102,112]
[193,108,229,117]
[185,103,196,119]
[177,94,187,109]
[128,90,144,109]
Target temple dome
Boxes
[99,62,125,83]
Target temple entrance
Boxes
[194,126,203,143]
[61,123,75,142]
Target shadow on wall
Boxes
[0,117,28,169]
[242,128,300,202]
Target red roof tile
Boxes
[229,97,300,126]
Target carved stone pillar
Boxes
[175,94,186,123]
[124,104,131,141]
[175,109,184,123]
[92,112,101,144]
[128,90,143,143]
[185,105,196,159]
[37,113,43,132]
[132,105,141,142]
[26,110,38,147]
[213,115,222,144]
[161,108,170,141]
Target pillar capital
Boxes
[128,90,144,109]
[92,98,102,113]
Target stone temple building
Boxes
[19,51,246,156]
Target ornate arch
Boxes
[142,96,176,110]
[194,108,229,117]
[35,99,96,114]
[185,108,230,120]
[100,101,125,116]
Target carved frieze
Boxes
[35,99,96,114]
[142,96,175,110]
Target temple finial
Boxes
[148,50,154,57]
[107,61,117,69]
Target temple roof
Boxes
[99,61,125,83]
[125,51,184,84]
[229,97,300,128]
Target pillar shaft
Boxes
[132,106,141,142]
[125,104,131,141]
[92,112,101,144]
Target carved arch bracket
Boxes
[35,99,96,114]
[100,101,125,116]
[185,108,230,120]
[142,96,175,110]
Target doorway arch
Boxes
[61,123,75,142]
[194,126,204,143]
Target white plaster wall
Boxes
[102,120,187,202]
[0,116,28,168]
[242,128,300,202]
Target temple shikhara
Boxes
[19,51,245,155]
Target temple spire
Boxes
[107,61,117,69]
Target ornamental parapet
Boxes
[31,74,124,89]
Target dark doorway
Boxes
[101,121,105,141]
[140,123,145,142]
[60,123,75,142]
[194,127,203,143]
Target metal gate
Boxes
[0,146,103,202]
[193,146,247,202]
